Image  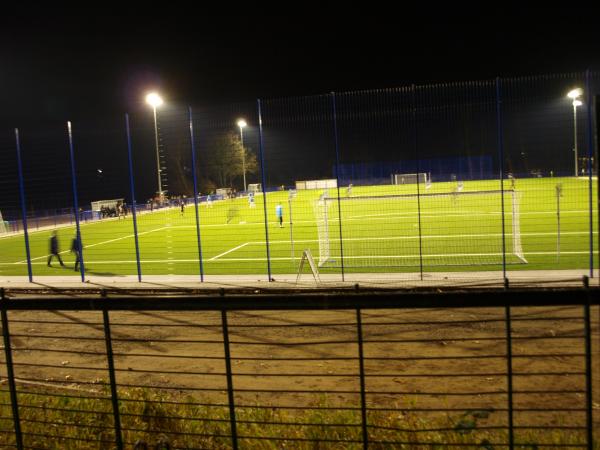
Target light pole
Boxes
[237,119,247,191]
[567,88,583,177]
[146,92,164,194]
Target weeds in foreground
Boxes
[0,388,597,449]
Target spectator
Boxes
[47,231,65,267]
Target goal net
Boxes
[313,190,527,268]
[391,172,430,185]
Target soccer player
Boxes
[248,192,256,208]
[180,198,185,215]
[206,194,213,208]
[275,203,283,228]
[47,231,65,267]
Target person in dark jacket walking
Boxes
[71,235,82,272]
[47,231,65,267]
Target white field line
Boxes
[4,250,592,266]
[137,208,596,230]
[4,259,201,266]
[204,251,594,262]
[0,210,153,240]
[4,208,588,240]
[203,230,598,263]
[209,242,250,261]
[345,209,594,221]
[1,193,596,240]
[8,227,597,265]
[18,227,166,264]
[236,230,599,246]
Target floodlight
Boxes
[237,119,248,191]
[145,92,164,108]
[567,88,583,99]
[567,89,583,177]
[146,92,164,194]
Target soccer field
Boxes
[0,177,597,277]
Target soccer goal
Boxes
[391,172,430,185]
[313,190,527,268]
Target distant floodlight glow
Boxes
[237,119,247,128]
[146,92,163,108]
[567,88,583,99]
[573,99,582,107]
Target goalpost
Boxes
[313,190,527,268]
[391,172,430,185]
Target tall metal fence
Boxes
[0,287,598,449]
[0,72,599,285]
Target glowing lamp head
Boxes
[573,99,582,107]
[567,88,583,100]
[145,92,163,108]
[237,119,247,129]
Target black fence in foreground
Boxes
[0,287,598,449]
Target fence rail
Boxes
[0,287,598,449]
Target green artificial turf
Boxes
[0,177,597,277]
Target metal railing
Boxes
[0,285,598,449]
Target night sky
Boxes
[1,12,599,213]
[2,13,598,124]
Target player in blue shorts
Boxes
[275,203,283,227]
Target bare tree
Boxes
[203,132,258,188]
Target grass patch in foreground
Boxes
[0,387,596,449]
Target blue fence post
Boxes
[67,121,85,281]
[411,85,425,280]
[188,106,204,282]
[125,114,142,282]
[595,91,600,285]
[495,78,508,280]
[14,129,33,282]
[257,99,273,281]
[585,70,594,279]
[331,92,346,281]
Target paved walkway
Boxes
[1,269,597,292]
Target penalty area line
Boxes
[209,242,250,261]
[1,250,592,266]
[16,227,167,264]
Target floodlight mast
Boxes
[567,89,583,177]
[237,119,247,191]
[146,92,164,195]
